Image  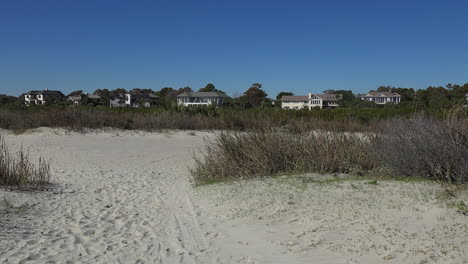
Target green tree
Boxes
[391,88,415,102]
[156,87,175,98]
[449,83,468,102]
[276,92,294,100]
[333,90,354,102]
[199,83,216,92]
[67,90,83,97]
[115,88,127,95]
[376,86,392,92]
[274,92,294,108]
[0,94,18,106]
[240,83,268,108]
[332,90,356,107]
[177,87,193,95]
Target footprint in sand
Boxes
[83,230,95,236]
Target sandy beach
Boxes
[1,129,467,264]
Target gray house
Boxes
[176,92,229,107]
[361,91,401,104]
[67,93,100,106]
[109,94,125,107]
[125,92,159,108]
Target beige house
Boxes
[280,95,309,110]
[281,93,342,110]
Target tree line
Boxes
[1,82,467,109]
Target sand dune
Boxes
[1,129,467,264]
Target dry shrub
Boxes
[191,129,376,184]
[0,134,50,188]
[192,111,468,185]
[374,110,468,183]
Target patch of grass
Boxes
[454,201,468,212]
[191,129,376,185]
[0,133,51,189]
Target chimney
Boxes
[308,92,312,99]
[45,88,48,91]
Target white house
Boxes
[176,92,230,107]
[109,94,125,107]
[361,91,401,104]
[310,94,342,109]
[125,92,159,108]
[24,89,65,105]
[281,93,342,110]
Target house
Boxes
[310,94,342,109]
[361,91,401,104]
[280,95,309,110]
[67,93,100,106]
[109,94,125,107]
[125,92,159,108]
[281,93,342,110]
[24,89,65,105]
[176,92,230,107]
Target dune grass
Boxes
[192,111,468,185]
[0,134,50,189]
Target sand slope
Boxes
[195,175,468,264]
[0,129,218,263]
[1,129,467,264]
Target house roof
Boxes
[365,92,401,97]
[281,94,342,102]
[281,95,309,102]
[313,94,342,101]
[109,93,125,99]
[68,95,81,101]
[26,90,65,97]
[176,92,230,98]
[87,94,100,99]
[127,93,159,99]
[68,94,100,100]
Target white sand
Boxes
[0,129,467,264]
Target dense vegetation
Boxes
[1,82,467,132]
[0,104,453,133]
[3,82,468,109]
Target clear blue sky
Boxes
[1,0,467,97]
